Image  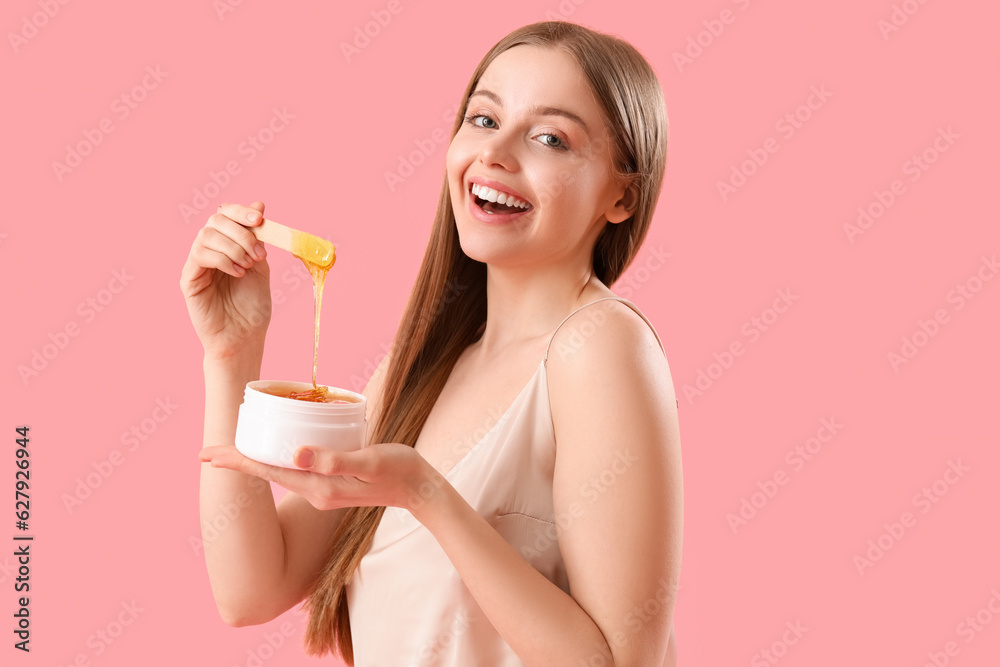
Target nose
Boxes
[477,127,520,172]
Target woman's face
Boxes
[446,44,630,274]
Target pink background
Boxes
[2,1,998,665]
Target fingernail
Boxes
[253,243,266,260]
[247,211,261,224]
[233,263,245,276]
[242,253,253,267]
[295,448,315,469]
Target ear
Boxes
[605,177,639,225]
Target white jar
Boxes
[234,380,367,469]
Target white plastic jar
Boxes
[234,380,367,468]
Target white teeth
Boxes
[469,182,531,210]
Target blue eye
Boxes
[464,114,497,129]
[538,134,565,149]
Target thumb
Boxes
[293,446,370,477]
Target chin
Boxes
[455,227,517,266]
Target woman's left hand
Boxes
[198,443,446,513]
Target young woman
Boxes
[183,20,682,667]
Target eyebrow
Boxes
[468,89,590,133]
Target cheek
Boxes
[446,132,474,167]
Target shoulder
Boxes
[546,298,666,376]
[546,298,676,443]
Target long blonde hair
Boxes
[302,20,669,662]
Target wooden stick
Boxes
[252,218,296,252]
[253,218,336,269]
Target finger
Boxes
[202,446,310,484]
[218,201,266,231]
[198,225,262,271]
[180,250,213,295]
[188,236,249,278]
[181,240,243,285]
[206,213,268,263]
[198,445,234,462]
[200,224,255,269]
[294,446,373,479]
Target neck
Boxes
[475,259,605,357]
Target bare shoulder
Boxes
[547,298,670,383]
[546,297,678,452]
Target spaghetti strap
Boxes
[543,296,665,363]
[543,296,677,410]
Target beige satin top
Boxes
[346,297,666,666]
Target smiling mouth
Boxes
[470,183,533,215]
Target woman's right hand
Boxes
[180,201,272,361]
